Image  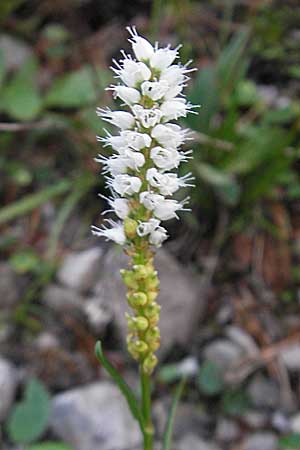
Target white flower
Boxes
[123,148,145,170]
[111,85,141,104]
[160,99,188,121]
[139,191,164,210]
[153,199,182,220]
[150,146,182,170]
[160,65,187,88]
[97,109,135,130]
[146,168,194,195]
[91,221,126,245]
[109,198,129,219]
[111,174,142,196]
[137,218,160,237]
[141,80,169,101]
[151,123,187,148]
[127,26,154,61]
[121,131,152,150]
[150,47,178,71]
[132,105,162,128]
[149,226,168,247]
[112,58,151,87]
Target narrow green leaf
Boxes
[0,179,71,225]
[217,29,250,92]
[186,66,220,132]
[163,378,186,450]
[95,341,145,430]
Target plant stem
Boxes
[141,369,154,450]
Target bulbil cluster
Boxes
[92,27,196,372]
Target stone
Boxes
[0,264,20,308]
[225,326,259,355]
[291,413,300,433]
[215,417,240,443]
[94,247,205,354]
[50,381,141,450]
[58,247,104,293]
[241,410,269,428]
[242,432,278,450]
[0,358,18,421]
[203,339,243,372]
[247,374,280,409]
[271,412,290,433]
[42,284,84,312]
[176,433,222,450]
[83,297,112,332]
[279,344,300,371]
[0,34,32,71]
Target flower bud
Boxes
[127,291,148,308]
[124,217,138,239]
[130,339,148,354]
[147,290,158,302]
[133,264,154,279]
[143,354,158,374]
[120,269,138,289]
[143,302,161,318]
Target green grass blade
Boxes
[95,341,145,430]
[163,378,186,450]
[0,180,71,225]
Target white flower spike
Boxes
[93,27,197,248]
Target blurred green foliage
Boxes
[7,379,51,444]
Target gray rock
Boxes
[0,34,32,71]
[242,432,278,450]
[42,284,84,312]
[83,297,112,332]
[215,417,240,443]
[279,344,300,371]
[50,381,141,450]
[241,410,269,428]
[94,247,205,354]
[0,358,18,421]
[58,247,104,293]
[0,264,20,308]
[177,433,222,450]
[203,339,243,372]
[247,374,280,409]
[271,412,290,433]
[225,326,259,355]
[291,413,300,433]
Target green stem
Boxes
[141,369,154,450]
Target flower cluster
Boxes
[92,27,196,373]
[92,26,196,248]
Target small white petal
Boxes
[150,146,182,170]
[160,99,188,121]
[109,198,129,219]
[150,48,178,71]
[112,174,142,196]
[127,26,155,61]
[91,221,126,245]
[137,218,160,237]
[141,80,169,101]
[149,226,168,247]
[112,85,141,104]
[97,109,135,130]
[151,123,186,148]
[132,105,162,128]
